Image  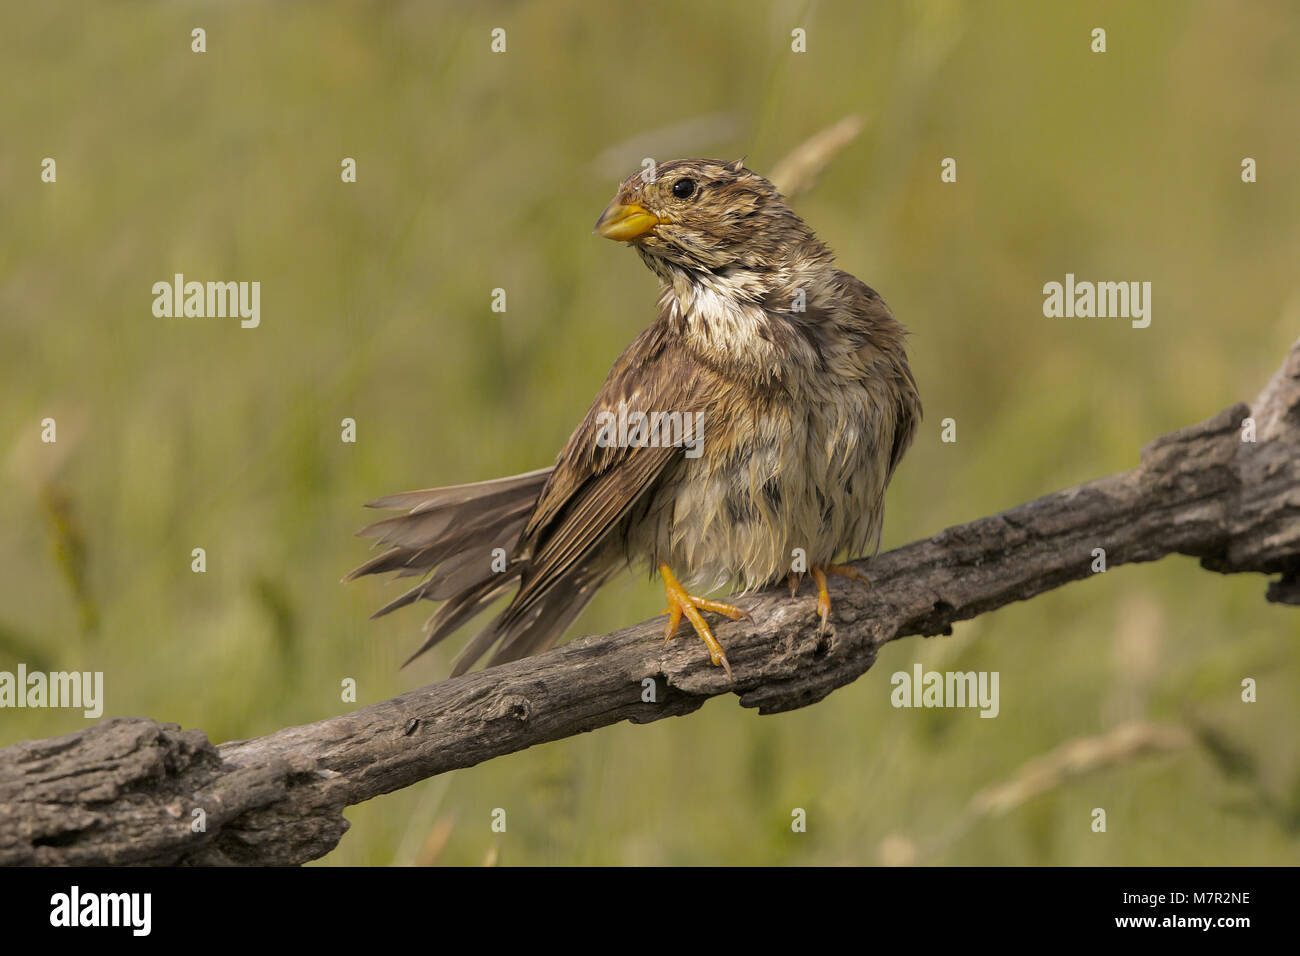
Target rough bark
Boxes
[2,339,1297,866]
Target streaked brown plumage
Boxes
[348,158,921,678]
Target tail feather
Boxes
[481,563,614,671]
[447,562,614,677]
[420,543,512,601]
[348,504,530,596]
[364,467,553,513]
[357,496,535,553]
[399,572,521,667]
[370,539,516,621]
[350,466,611,674]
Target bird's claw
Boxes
[659,563,738,679]
[810,564,870,634]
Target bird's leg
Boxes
[659,563,748,679]
[660,596,752,622]
[786,571,803,597]
[810,567,831,632]
[810,564,871,633]
[824,563,871,585]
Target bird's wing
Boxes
[502,318,708,626]
[837,270,922,483]
[887,360,921,482]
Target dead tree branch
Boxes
[2,339,1297,866]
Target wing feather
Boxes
[503,319,707,626]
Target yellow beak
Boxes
[594,201,660,241]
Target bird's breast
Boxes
[627,375,893,593]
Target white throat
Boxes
[658,264,818,381]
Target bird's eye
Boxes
[671,178,697,200]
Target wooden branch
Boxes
[3,339,1297,866]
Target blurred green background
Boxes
[2,0,1298,865]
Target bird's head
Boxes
[594,158,825,278]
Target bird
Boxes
[346,157,921,680]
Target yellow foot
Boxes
[659,563,748,679]
[810,564,871,633]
